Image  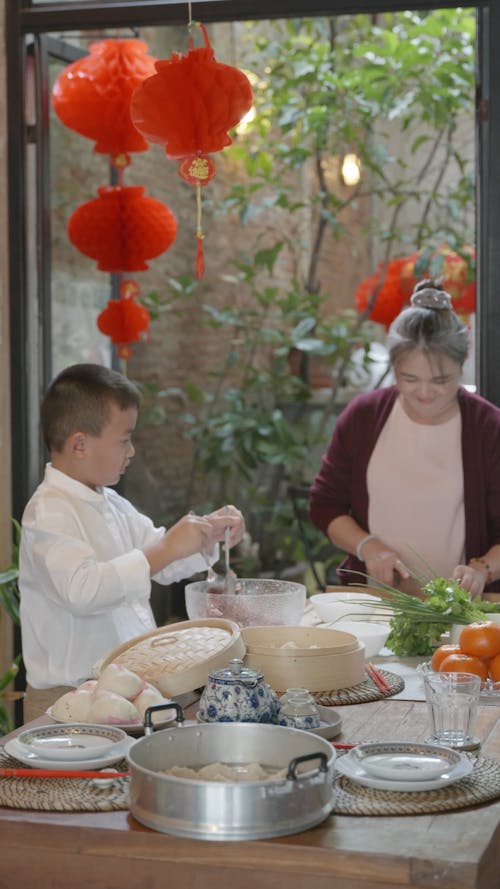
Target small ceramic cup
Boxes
[278,691,321,730]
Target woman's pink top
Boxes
[367,398,465,579]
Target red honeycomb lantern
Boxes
[97,280,150,360]
[67,185,177,272]
[355,257,416,328]
[52,39,157,159]
[401,245,476,315]
[130,25,253,158]
[130,23,253,277]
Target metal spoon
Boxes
[223,509,238,594]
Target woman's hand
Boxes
[361,538,410,586]
[452,563,487,599]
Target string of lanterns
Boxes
[52,21,253,359]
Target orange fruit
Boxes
[488,653,500,682]
[458,621,500,660]
[439,652,489,681]
[430,643,462,672]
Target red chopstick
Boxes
[332,742,357,750]
[0,768,129,779]
[366,662,391,693]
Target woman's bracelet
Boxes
[468,557,493,585]
[356,533,376,562]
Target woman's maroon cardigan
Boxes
[309,386,500,591]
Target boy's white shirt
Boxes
[19,464,216,689]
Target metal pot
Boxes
[127,704,336,841]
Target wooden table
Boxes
[0,694,499,889]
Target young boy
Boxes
[19,363,245,720]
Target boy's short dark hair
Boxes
[41,363,141,453]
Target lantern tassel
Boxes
[195,182,205,279]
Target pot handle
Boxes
[144,702,185,736]
[286,752,328,781]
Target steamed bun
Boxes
[78,679,98,692]
[51,688,93,722]
[134,685,174,723]
[88,689,141,725]
[96,663,145,700]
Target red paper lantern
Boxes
[97,280,150,359]
[130,24,253,277]
[401,245,476,315]
[67,185,177,272]
[130,25,253,158]
[355,257,415,328]
[52,39,157,157]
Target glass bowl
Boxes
[184,578,307,628]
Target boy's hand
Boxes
[145,506,246,575]
[161,513,221,563]
[205,505,245,548]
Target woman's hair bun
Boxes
[410,278,452,311]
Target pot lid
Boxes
[99,619,245,697]
[208,658,264,686]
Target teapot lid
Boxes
[208,658,264,685]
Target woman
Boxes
[309,279,500,597]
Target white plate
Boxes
[308,706,342,740]
[350,741,462,782]
[4,735,133,771]
[46,707,174,736]
[335,744,473,792]
[16,724,129,762]
[195,706,342,740]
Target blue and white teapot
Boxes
[198,658,278,723]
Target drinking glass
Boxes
[420,663,481,750]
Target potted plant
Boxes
[0,520,23,735]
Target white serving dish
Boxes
[329,621,391,659]
[46,706,175,734]
[310,590,389,625]
[195,704,342,740]
[16,723,129,762]
[449,612,500,644]
[307,705,342,740]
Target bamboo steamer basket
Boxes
[100,619,244,697]
[242,625,365,692]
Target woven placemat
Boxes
[0,750,130,812]
[332,756,500,816]
[313,668,405,706]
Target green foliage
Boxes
[360,576,500,656]
[143,10,476,575]
[0,519,21,734]
[231,10,475,254]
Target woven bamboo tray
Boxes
[100,619,244,697]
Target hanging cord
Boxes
[195,182,205,278]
